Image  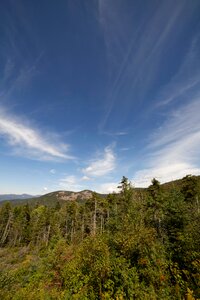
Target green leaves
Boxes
[0,175,200,299]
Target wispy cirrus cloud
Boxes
[82,146,116,177]
[156,36,200,107]
[133,98,200,187]
[0,110,73,161]
[2,58,15,83]
[58,175,118,194]
[0,1,44,104]
[0,53,44,105]
[58,175,83,191]
[98,0,198,131]
[50,169,56,174]
[95,182,118,194]
[81,175,91,181]
[100,130,129,137]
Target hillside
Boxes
[0,194,38,202]
[45,189,94,201]
[0,175,199,299]
[161,175,200,190]
[31,189,97,206]
[1,175,200,207]
[0,189,106,207]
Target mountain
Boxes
[160,175,200,190]
[0,194,38,202]
[33,190,96,206]
[45,190,94,201]
[2,175,200,206]
[0,190,105,207]
[1,175,199,299]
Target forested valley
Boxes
[0,175,199,299]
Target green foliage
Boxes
[0,175,200,299]
[181,175,198,203]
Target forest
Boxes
[0,175,199,299]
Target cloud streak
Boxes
[82,146,116,177]
[156,36,200,107]
[58,175,83,191]
[133,98,200,187]
[98,1,192,129]
[0,110,73,161]
[98,0,200,134]
[95,182,118,194]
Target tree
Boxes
[181,175,198,204]
[147,178,165,238]
[118,176,131,194]
[118,176,133,211]
[0,202,12,246]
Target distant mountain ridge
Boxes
[44,190,94,201]
[0,190,96,202]
[1,175,200,206]
[0,190,104,206]
[0,194,38,201]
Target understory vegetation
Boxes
[0,175,199,299]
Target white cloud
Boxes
[101,130,128,136]
[96,182,118,194]
[82,146,116,177]
[133,164,200,188]
[0,110,73,161]
[156,36,200,107]
[1,52,44,103]
[98,0,193,131]
[114,131,128,136]
[50,169,56,174]
[132,33,200,187]
[58,175,83,191]
[43,187,48,191]
[81,175,91,181]
[3,58,15,83]
[120,147,130,151]
[133,98,200,187]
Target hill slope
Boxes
[0,194,38,202]
[0,190,105,207]
[1,175,200,207]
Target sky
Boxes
[1,0,200,195]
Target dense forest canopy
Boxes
[0,175,199,299]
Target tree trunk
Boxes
[1,214,12,245]
[46,225,51,246]
[93,198,97,236]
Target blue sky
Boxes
[1,0,200,194]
